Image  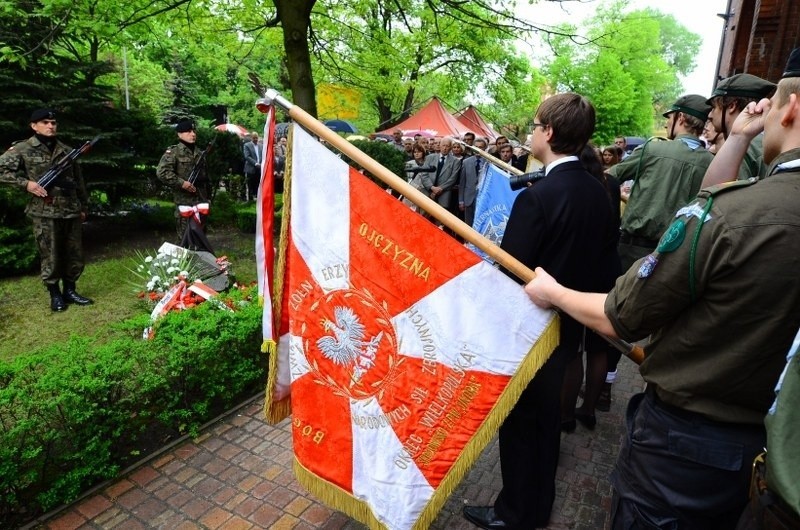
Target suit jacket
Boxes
[423,153,462,207]
[243,141,260,174]
[500,159,614,353]
[458,155,482,207]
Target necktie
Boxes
[436,156,445,183]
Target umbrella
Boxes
[215,123,249,137]
[324,119,358,133]
[402,129,435,138]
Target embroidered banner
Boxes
[265,124,558,530]
[468,163,521,263]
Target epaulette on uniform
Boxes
[699,177,757,198]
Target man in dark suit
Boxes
[423,137,462,209]
[463,93,614,530]
[243,132,261,201]
[458,140,485,226]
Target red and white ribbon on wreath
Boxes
[178,202,210,224]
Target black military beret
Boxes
[707,74,776,102]
[175,118,196,133]
[662,94,711,121]
[30,108,57,122]
[782,48,800,79]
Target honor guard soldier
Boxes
[524,48,800,529]
[0,108,93,312]
[156,118,212,239]
[703,73,777,185]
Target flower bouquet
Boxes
[129,247,233,339]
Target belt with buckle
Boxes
[619,232,658,249]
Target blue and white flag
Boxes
[468,163,522,263]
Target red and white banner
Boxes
[265,124,559,530]
[256,105,277,353]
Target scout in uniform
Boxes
[604,95,714,411]
[0,108,93,312]
[704,73,777,183]
[523,49,800,529]
[156,118,212,239]
[611,94,714,272]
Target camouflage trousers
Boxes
[31,216,85,286]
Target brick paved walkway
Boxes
[36,358,644,530]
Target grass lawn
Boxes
[0,224,258,362]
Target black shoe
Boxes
[596,382,612,412]
[62,280,93,305]
[463,506,508,529]
[575,411,596,430]
[47,284,67,312]
[560,419,576,433]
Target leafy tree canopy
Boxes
[541,1,702,144]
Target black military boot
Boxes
[62,280,94,305]
[47,283,67,312]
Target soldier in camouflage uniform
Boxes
[0,108,93,312]
[156,118,212,240]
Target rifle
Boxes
[188,137,216,185]
[37,135,100,190]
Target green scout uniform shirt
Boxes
[737,134,768,180]
[0,136,88,219]
[611,134,713,241]
[765,334,800,516]
[605,150,800,424]
[156,142,210,205]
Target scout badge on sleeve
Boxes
[637,218,687,279]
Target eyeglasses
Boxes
[531,122,547,130]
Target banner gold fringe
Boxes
[291,313,560,530]
[294,458,385,529]
[264,125,294,425]
[412,314,559,529]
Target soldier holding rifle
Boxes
[0,108,93,312]
[156,118,212,239]
[523,48,800,529]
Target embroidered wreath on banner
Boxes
[301,287,403,400]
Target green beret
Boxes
[707,74,776,102]
[662,94,711,121]
[783,48,800,79]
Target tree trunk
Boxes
[274,0,318,117]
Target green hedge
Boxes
[0,187,37,277]
[0,287,266,527]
